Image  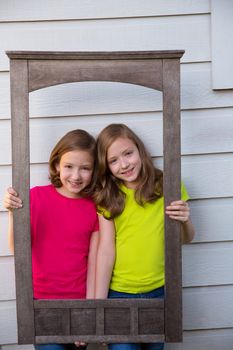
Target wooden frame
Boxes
[6,50,184,345]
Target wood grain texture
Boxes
[33,299,164,342]
[163,58,182,342]
[7,50,184,60]
[2,286,233,345]
[10,59,35,344]
[27,59,163,92]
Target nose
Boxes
[120,157,129,169]
[72,169,81,180]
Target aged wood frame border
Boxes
[6,50,184,345]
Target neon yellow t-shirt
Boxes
[109,183,189,293]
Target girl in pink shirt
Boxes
[4,129,99,350]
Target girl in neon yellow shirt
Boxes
[95,123,195,350]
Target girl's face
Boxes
[56,149,94,198]
[107,137,142,189]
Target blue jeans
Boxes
[35,344,83,350]
[108,287,164,350]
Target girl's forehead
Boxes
[61,149,94,161]
[109,136,135,147]
[107,137,136,154]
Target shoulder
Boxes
[181,181,190,201]
[30,184,53,198]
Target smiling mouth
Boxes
[121,168,134,176]
[69,181,83,187]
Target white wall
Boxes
[1,1,233,349]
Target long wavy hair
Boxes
[94,124,163,218]
[49,129,97,197]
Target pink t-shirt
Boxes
[30,185,99,299]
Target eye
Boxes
[108,158,117,165]
[126,150,133,156]
[65,164,72,169]
[81,167,92,171]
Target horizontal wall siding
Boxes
[183,242,233,287]
[211,0,233,89]
[0,153,233,212]
[181,153,233,199]
[2,241,233,301]
[0,212,12,255]
[0,257,15,300]
[0,301,17,345]
[0,3,233,348]
[1,107,233,164]
[166,329,233,350]
[0,14,210,71]
[190,198,233,243]
[0,0,210,22]
[183,285,233,330]
[2,62,233,120]
[0,73,10,117]
[2,328,233,350]
[1,197,232,258]
[2,346,33,350]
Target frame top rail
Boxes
[6,50,185,60]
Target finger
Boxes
[168,215,188,223]
[7,187,18,196]
[166,202,189,211]
[4,202,21,210]
[75,341,87,348]
[3,196,23,210]
[168,201,190,212]
[166,206,190,220]
[166,209,189,217]
[5,192,22,205]
[169,200,185,206]
[166,209,190,221]
[7,196,22,207]
[166,206,189,214]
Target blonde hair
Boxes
[49,129,97,197]
[95,124,163,218]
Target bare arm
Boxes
[7,211,14,253]
[3,187,23,253]
[95,215,116,299]
[86,230,99,299]
[180,217,195,244]
[165,200,195,244]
